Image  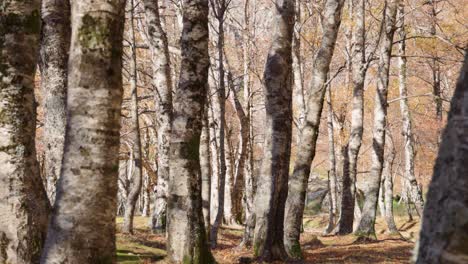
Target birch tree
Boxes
[209,0,230,246]
[40,0,71,204]
[416,50,468,264]
[354,0,399,239]
[252,0,294,260]
[123,0,143,234]
[396,2,424,216]
[40,0,126,262]
[0,0,50,262]
[338,0,367,234]
[143,0,174,233]
[283,0,345,258]
[165,0,214,260]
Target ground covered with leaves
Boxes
[116,215,419,263]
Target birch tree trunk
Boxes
[284,0,345,258]
[355,0,399,239]
[240,0,256,248]
[165,0,214,260]
[208,81,220,226]
[200,106,211,231]
[40,0,126,262]
[382,133,398,234]
[229,82,249,224]
[338,0,366,235]
[415,50,468,264]
[143,0,174,233]
[39,0,70,204]
[252,0,294,260]
[223,128,236,226]
[0,1,51,262]
[210,0,228,245]
[123,0,143,234]
[325,87,338,234]
[396,2,424,217]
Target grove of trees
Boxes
[0,0,466,263]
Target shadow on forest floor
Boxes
[116,214,419,263]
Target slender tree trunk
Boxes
[123,0,143,234]
[223,128,236,225]
[382,133,399,234]
[40,0,126,261]
[416,51,468,264]
[40,0,71,204]
[201,106,212,231]
[227,71,248,224]
[165,0,214,260]
[292,0,305,133]
[252,0,294,260]
[0,1,51,262]
[284,0,345,258]
[210,7,228,246]
[240,0,256,248]
[355,0,399,239]
[338,0,366,235]
[208,80,220,226]
[429,0,442,120]
[325,87,338,234]
[143,0,174,233]
[396,2,424,217]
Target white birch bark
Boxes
[355,0,399,238]
[283,0,345,257]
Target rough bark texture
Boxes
[338,0,366,235]
[355,0,399,238]
[39,0,71,204]
[283,0,345,258]
[123,1,143,234]
[416,50,468,264]
[143,0,174,233]
[165,0,214,260]
[396,3,424,217]
[39,0,126,262]
[0,1,51,262]
[252,0,294,260]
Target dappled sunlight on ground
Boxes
[116,214,420,263]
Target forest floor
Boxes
[116,214,420,263]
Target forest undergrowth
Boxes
[116,215,418,263]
